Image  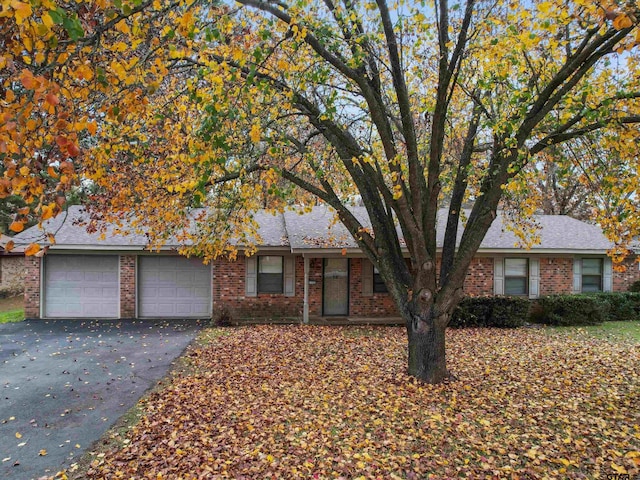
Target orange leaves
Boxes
[45,92,59,107]
[41,203,55,220]
[24,243,41,256]
[612,13,633,30]
[83,326,640,479]
[9,221,25,233]
[19,69,37,90]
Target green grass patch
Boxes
[0,309,24,323]
[548,320,640,343]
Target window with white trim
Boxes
[257,256,283,293]
[504,258,528,296]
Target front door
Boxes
[323,258,349,316]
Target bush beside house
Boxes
[530,292,640,326]
[450,297,530,328]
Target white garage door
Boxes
[138,256,211,318]
[44,255,119,318]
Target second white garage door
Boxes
[138,256,211,318]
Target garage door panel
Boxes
[139,256,211,318]
[102,272,118,282]
[175,271,194,282]
[158,287,177,297]
[44,255,119,318]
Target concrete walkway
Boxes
[0,319,203,480]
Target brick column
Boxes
[24,256,41,319]
[120,255,136,318]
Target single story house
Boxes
[14,206,640,321]
[0,234,26,297]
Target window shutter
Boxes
[245,256,257,297]
[529,258,540,299]
[573,258,582,293]
[284,256,295,297]
[362,259,373,297]
[493,257,504,295]
[603,257,613,292]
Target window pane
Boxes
[373,273,388,293]
[505,277,527,295]
[258,273,283,293]
[582,259,602,275]
[505,258,527,276]
[582,275,602,292]
[259,256,282,273]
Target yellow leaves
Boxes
[15,432,22,439]
[112,42,129,53]
[537,1,552,14]
[38,448,47,456]
[41,11,53,28]
[110,61,128,82]
[115,19,131,35]
[74,64,94,81]
[25,243,41,256]
[10,0,32,25]
[249,123,261,143]
[611,462,627,474]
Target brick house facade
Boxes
[15,205,640,320]
[22,251,639,320]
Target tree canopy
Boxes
[2,0,639,381]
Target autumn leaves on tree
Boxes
[1,0,639,381]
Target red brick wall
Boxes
[540,257,573,295]
[349,258,398,316]
[463,257,494,295]
[28,252,635,321]
[212,256,304,319]
[307,257,323,316]
[24,256,40,319]
[613,256,640,292]
[120,255,136,318]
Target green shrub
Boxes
[450,296,530,328]
[621,292,640,317]
[589,292,638,321]
[630,280,640,293]
[530,295,605,326]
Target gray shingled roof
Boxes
[14,204,614,252]
[14,207,148,247]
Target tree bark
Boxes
[405,304,449,383]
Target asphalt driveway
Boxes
[0,319,203,480]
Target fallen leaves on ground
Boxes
[85,326,639,479]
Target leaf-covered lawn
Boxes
[85,326,639,479]
[548,321,640,344]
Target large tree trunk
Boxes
[404,305,450,384]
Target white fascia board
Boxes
[238,246,293,253]
[292,247,610,256]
